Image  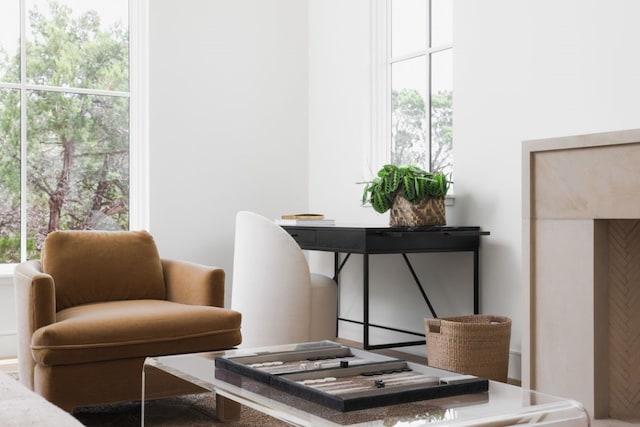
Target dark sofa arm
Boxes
[161,259,225,307]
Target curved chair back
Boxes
[232,211,312,347]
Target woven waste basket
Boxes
[425,314,511,382]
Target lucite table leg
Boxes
[141,361,148,426]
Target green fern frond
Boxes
[359,164,450,214]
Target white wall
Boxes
[307,0,640,380]
[0,276,17,358]
[148,0,309,306]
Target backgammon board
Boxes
[214,342,488,412]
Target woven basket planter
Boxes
[389,193,445,227]
[425,315,511,382]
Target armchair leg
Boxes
[215,394,241,421]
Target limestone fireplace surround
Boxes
[523,128,640,421]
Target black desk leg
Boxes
[334,253,352,338]
[363,253,370,349]
[401,254,437,319]
[473,249,479,314]
[334,252,339,337]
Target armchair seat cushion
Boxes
[31,300,241,367]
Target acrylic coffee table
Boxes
[142,341,590,426]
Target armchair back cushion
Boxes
[42,230,166,311]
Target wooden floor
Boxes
[334,337,525,386]
[592,421,640,426]
[335,338,428,364]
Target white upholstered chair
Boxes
[231,211,337,347]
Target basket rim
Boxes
[427,315,511,324]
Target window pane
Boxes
[26,0,129,91]
[391,0,427,58]
[391,57,427,169]
[0,88,21,263]
[0,0,20,83]
[431,0,453,47]
[26,90,129,256]
[431,48,452,174]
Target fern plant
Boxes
[360,164,451,214]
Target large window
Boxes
[0,0,146,265]
[370,0,452,176]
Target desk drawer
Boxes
[367,231,480,252]
[286,228,317,245]
[282,227,365,252]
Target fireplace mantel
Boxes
[523,128,640,420]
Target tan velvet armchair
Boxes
[14,230,242,412]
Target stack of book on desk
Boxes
[275,214,335,226]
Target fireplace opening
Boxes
[603,219,640,420]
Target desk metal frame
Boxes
[282,225,489,350]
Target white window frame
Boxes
[0,0,148,274]
[368,0,453,187]
[367,0,392,179]
[129,0,150,232]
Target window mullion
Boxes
[426,0,433,171]
[128,0,149,231]
[389,43,453,65]
[367,0,391,178]
[389,51,425,64]
[22,84,130,98]
[19,0,27,262]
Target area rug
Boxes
[73,393,289,427]
[4,371,286,426]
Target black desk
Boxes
[281,225,490,350]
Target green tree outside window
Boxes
[0,1,129,262]
[391,88,452,174]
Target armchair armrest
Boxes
[161,259,225,307]
[13,260,56,390]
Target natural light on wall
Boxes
[369,0,452,178]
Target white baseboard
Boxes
[508,349,522,383]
